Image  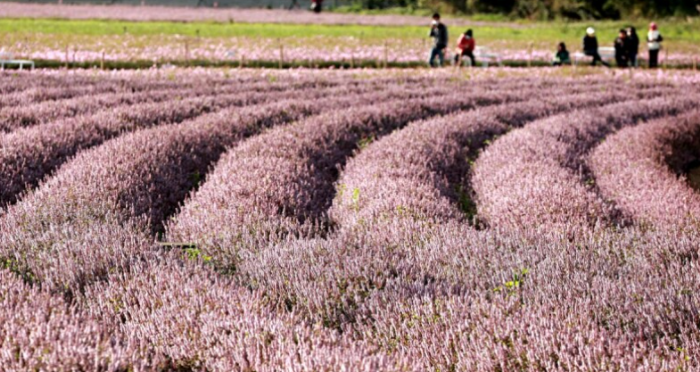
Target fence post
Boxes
[359,31,364,68]
[384,40,388,68]
[100,51,105,70]
[694,57,697,72]
[527,42,533,67]
[65,44,69,69]
[184,40,190,66]
[278,38,284,69]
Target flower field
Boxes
[2,2,699,69]
[1,68,700,371]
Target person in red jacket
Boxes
[453,29,476,67]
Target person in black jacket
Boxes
[627,26,640,67]
[311,0,323,13]
[553,42,571,66]
[614,29,629,68]
[428,13,448,67]
[583,27,609,67]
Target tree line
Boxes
[355,0,700,19]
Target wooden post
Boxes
[694,57,697,72]
[100,51,105,70]
[184,40,190,65]
[527,42,533,68]
[359,31,364,68]
[278,38,284,69]
[65,44,69,69]
[664,47,669,68]
[384,40,388,68]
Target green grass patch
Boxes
[1,17,699,45]
[0,18,427,39]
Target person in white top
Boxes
[647,22,663,68]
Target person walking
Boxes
[583,27,609,67]
[428,13,448,67]
[627,26,639,67]
[647,22,663,68]
[552,42,571,66]
[454,29,476,67]
[614,29,630,68]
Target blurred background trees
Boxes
[352,0,699,18]
[10,0,699,18]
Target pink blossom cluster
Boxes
[13,39,696,66]
[0,80,441,292]
[0,79,335,206]
[589,110,700,229]
[166,82,521,270]
[1,69,700,371]
[471,89,700,236]
[329,79,634,233]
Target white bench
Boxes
[573,47,615,65]
[0,52,35,71]
[456,46,503,68]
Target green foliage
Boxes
[493,268,530,295]
[455,185,478,221]
[184,247,212,262]
[358,135,375,150]
[1,257,36,285]
[351,187,361,210]
[346,0,699,18]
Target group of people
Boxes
[429,13,477,68]
[572,23,663,68]
[428,13,665,69]
[552,23,663,68]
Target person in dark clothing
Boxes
[428,13,448,67]
[627,27,639,67]
[647,22,663,68]
[553,42,571,66]
[583,27,610,67]
[311,0,322,13]
[614,29,629,68]
[453,29,476,67]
